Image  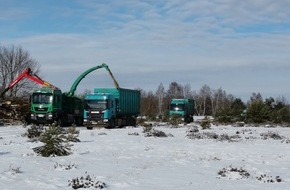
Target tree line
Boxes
[140,82,290,124]
[1,44,290,124]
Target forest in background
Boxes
[140,82,290,124]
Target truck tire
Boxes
[74,117,82,126]
[58,117,65,127]
[185,116,193,123]
[127,117,136,127]
[108,119,116,128]
[86,126,93,130]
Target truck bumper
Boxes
[30,113,55,124]
[84,118,109,128]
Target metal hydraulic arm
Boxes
[1,68,58,98]
[67,63,120,97]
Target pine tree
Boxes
[33,126,71,157]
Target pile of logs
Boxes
[0,100,29,125]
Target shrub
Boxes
[169,115,183,126]
[187,125,199,134]
[128,132,139,136]
[54,162,77,170]
[5,165,23,175]
[24,124,43,139]
[200,116,211,129]
[142,124,153,133]
[260,131,285,140]
[68,173,107,189]
[33,126,71,157]
[144,129,173,137]
[256,174,282,183]
[217,166,250,180]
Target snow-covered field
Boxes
[1,122,290,190]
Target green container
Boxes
[62,94,83,115]
[93,88,140,116]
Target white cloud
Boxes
[1,0,290,100]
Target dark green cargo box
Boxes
[93,88,140,116]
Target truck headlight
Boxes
[103,119,108,122]
[31,114,36,119]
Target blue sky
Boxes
[1,0,290,101]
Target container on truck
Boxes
[169,98,194,123]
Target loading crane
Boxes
[66,63,119,97]
[1,68,58,99]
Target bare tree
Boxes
[211,88,227,116]
[155,83,165,117]
[167,82,184,99]
[0,44,40,98]
[192,90,202,116]
[183,83,192,98]
[275,96,288,106]
[199,84,212,115]
[140,89,158,119]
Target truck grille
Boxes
[36,116,47,123]
[88,113,103,121]
[35,107,48,112]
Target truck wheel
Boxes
[86,126,93,130]
[108,119,115,128]
[74,117,80,126]
[58,117,65,127]
[185,117,191,124]
[78,117,84,126]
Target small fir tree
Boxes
[201,116,211,129]
[33,126,71,157]
[25,124,43,139]
[169,114,183,126]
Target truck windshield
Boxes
[32,93,53,104]
[170,104,185,111]
[85,100,107,111]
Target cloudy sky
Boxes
[1,0,290,101]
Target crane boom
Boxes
[67,63,119,97]
[1,68,58,98]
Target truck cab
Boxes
[30,87,62,124]
[84,93,116,127]
[169,98,194,123]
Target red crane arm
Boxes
[1,68,57,98]
[7,68,31,89]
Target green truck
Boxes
[30,87,83,126]
[84,88,140,129]
[0,68,84,126]
[169,98,194,123]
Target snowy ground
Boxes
[1,122,290,190]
